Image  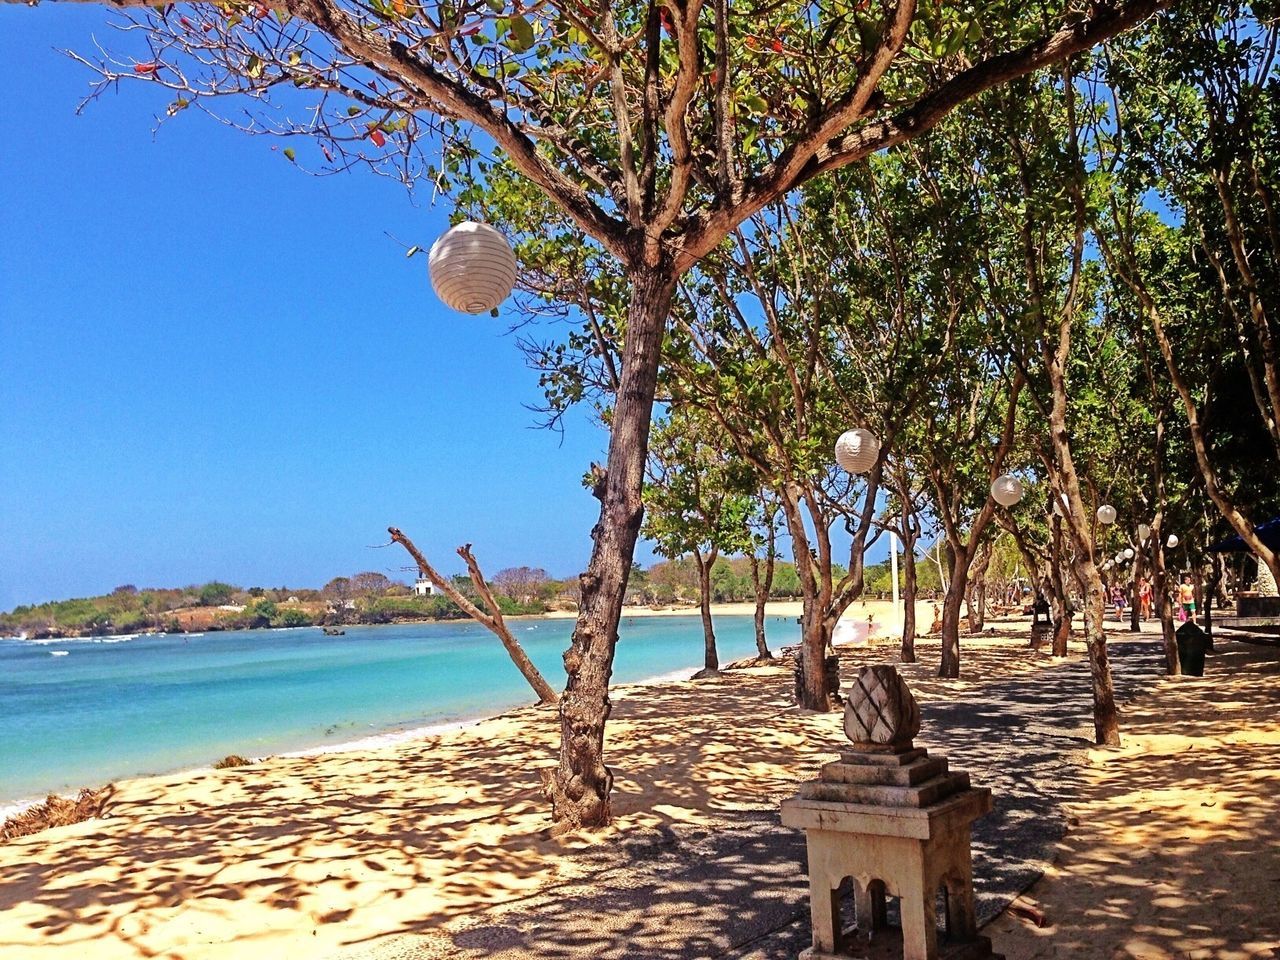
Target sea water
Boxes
[0,614,798,810]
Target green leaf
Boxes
[283,147,296,162]
[246,54,263,78]
[347,105,362,117]
[506,15,534,53]
[743,94,769,115]
[484,0,503,11]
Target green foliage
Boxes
[198,582,236,606]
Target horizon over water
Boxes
[0,614,798,811]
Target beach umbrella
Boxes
[834,428,880,474]
[990,474,1024,507]
[428,221,518,314]
[1167,534,1179,549]
[1138,523,1151,542]
[1097,504,1117,525]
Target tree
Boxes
[198,581,236,606]
[744,489,782,660]
[388,528,560,704]
[643,411,753,675]
[322,576,352,602]
[492,567,551,605]
[350,571,394,598]
[26,0,1178,830]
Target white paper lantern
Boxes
[428,221,518,314]
[1123,547,1135,559]
[1166,534,1179,549]
[1097,504,1117,525]
[1137,523,1151,542]
[991,474,1024,507]
[834,428,880,475]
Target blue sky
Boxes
[0,6,615,608]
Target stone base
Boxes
[799,929,1001,960]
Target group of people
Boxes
[1110,575,1198,623]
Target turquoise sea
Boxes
[0,614,798,811]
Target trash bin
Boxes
[1176,622,1209,677]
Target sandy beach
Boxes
[1,623,1275,959]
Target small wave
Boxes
[96,634,141,644]
[50,651,70,657]
[185,633,205,638]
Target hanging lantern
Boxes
[1097,504,1117,525]
[834,428,880,475]
[1137,523,1151,542]
[428,221,518,314]
[1114,552,1124,564]
[1052,493,1069,516]
[990,474,1024,507]
[1166,534,1179,549]
[1123,547,1135,560]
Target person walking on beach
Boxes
[1178,575,1197,623]
[1138,577,1153,621]
[1111,583,1127,622]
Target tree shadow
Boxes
[0,631,1240,960]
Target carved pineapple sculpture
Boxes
[843,665,921,749]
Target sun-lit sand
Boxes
[987,638,1280,960]
[0,622,1275,959]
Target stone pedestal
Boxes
[781,667,1000,960]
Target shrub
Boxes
[212,755,253,769]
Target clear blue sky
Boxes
[0,6,620,609]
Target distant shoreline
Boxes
[0,598,949,640]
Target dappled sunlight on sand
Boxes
[989,642,1280,960]
[2,628,1274,959]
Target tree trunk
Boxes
[779,484,837,711]
[1129,545,1143,633]
[900,501,919,664]
[388,528,559,705]
[938,550,969,679]
[545,267,675,834]
[748,522,776,659]
[965,543,992,633]
[1153,539,1179,675]
[1049,514,1071,657]
[694,548,719,674]
[1045,347,1121,744]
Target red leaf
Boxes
[321,145,334,162]
[771,38,784,52]
[179,15,193,28]
[369,129,386,148]
[133,62,159,74]
[203,22,214,32]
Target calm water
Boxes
[0,614,797,808]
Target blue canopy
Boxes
[1207,516,1280,553]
